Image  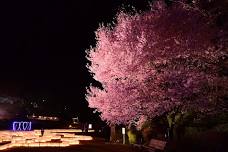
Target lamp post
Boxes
[88,124,92,129]
[122,127,126,144]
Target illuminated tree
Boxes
[86,1,228,127]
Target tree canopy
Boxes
[86,1,228,126]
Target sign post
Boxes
[122,127,126,144]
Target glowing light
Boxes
[88,124,92,129]
[122,128,125,135]
[0,129,93,150]
[28,115,59,121]
[13,122,32,131]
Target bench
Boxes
[143,139,167,152]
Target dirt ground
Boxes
[3,143,137,152]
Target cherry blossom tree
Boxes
[86,1,227,127]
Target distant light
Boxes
[88,124,92,129]
[72,117,79,124]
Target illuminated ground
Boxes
[0,129,94,150]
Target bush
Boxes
[127,130,137,144]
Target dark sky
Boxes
[0,0,150,120]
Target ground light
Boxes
[0,129,94,150]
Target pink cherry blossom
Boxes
[86,1,227,126]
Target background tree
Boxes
[86,1,227,127]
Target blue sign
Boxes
[12,121,32,131]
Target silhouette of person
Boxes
[41,128,44,137]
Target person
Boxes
[41,128,44,137]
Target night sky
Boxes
[0,0,150,120]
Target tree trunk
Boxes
[110,124,116,142]
[167,125,174,140]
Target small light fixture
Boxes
[88,124,92,129]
